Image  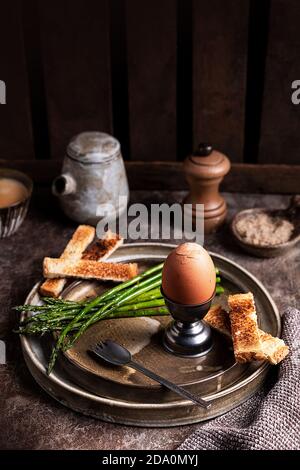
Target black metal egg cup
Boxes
[161,288,214,358]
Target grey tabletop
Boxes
[0,189,299,450]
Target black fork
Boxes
[89,339,211,409]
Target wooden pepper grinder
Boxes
[183,143,231,234]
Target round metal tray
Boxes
[20,243,280,427]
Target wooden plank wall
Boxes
[0,0,299,168]
[0,1,34,159]
[39,0,112,160]
[193,0,249,162]
[126,0,177,161]
[259,0,300,164]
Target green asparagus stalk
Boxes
[47,266,163,374]
[16,305,170,335]
[216,286,224,294]
[129,287,163,303]
[66,277,162,353]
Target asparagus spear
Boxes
[47,266,163,374]
[66,276,163,353]
[16,305,170,335]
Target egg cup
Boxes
[161,288,214,358]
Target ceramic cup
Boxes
[0,168,33,238]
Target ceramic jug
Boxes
[52,132,129,225]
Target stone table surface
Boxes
[0,189,299,450]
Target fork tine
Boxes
[93,341,106,353]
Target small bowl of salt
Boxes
[231,196,300,257]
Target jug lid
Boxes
[67,132,121,163]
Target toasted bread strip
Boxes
[228,293,261,363]
[204,302,289,364]
[40,230,123,297]
[259,331,289,364]
[204,304,231,337]
[40,225,95,297]
[43,257,138,282]
[82,231,123,261]
[40,278,67,299]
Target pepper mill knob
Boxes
[183,143,231,234]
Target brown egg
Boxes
[162,242,216,305]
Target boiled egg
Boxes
[162,242,216,305]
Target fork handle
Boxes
[129,360,211,409]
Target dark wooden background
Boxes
[0,0,300,191]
